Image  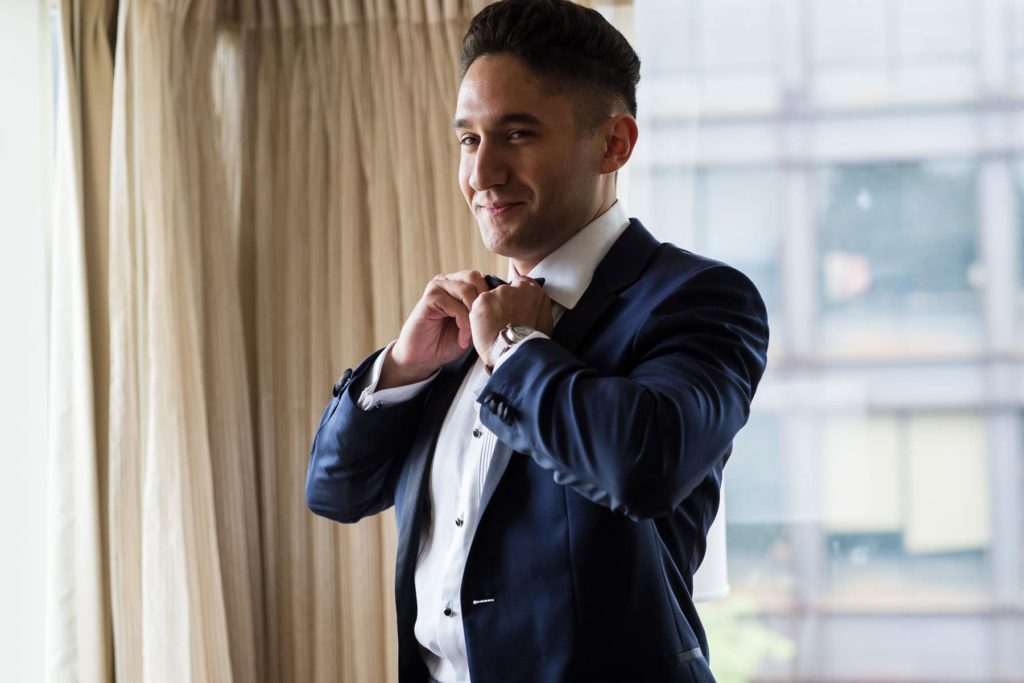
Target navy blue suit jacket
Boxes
[307,219,769,682]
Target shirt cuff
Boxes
[491,331,549,373]
[356,340,439,410]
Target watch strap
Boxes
[487,324,536,373]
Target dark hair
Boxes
[460,0,641,131]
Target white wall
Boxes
[0,0,50,680]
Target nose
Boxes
[468,139,509,191]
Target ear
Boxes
[598,113,638,175]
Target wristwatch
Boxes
[486,323,536,373]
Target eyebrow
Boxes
[452,112,543,130]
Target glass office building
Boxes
[615,0,1024,679]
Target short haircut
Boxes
[459,0,641,133]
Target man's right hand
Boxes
[378,270,490,390]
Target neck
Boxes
[513,190,617,275]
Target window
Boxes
[616,0,1024,678]
[816,161,983,358]
[811,0,887,69]
[1013,160,1024,342]
[696,0,776,74]
[822,413,990,600]
[726,414,790,596]
[897,0,975,64]
[632,166,784,356]
[693,168,782,315]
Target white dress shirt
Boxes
[355,201,630,682]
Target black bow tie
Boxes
[484,274,545,290]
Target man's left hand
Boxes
[469,274,554,363]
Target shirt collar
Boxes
[507,201,630,311]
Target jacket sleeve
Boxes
[306,349,430,523]
[476,265,769,521]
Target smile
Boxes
[478,202,525,218]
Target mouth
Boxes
[476,201,526,218]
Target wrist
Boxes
[380,347,436,390]
[486,324,536,373]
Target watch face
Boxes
[509,324,535,342]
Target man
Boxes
[306,1,769,681]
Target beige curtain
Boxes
[52,0,504,680]
[47,0,117,680]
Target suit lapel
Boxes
[395,349,477,607]
[553,217,661,356]
[479,440,514,517]
[551,276,616,354]
[478,219,660,514]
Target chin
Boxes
[477,224,515,257]
[476,216,544,260]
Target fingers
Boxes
[509,273,549,314]
[433,270,488,310]
[509,273,542,288]
[534,295,555,335]
[426,271,488,348]
[478,273,552,335]
[427,290,472,347]
[421,270,550,349]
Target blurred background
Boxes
[611,0,1024,680]
[0,0,51,681]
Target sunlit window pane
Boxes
[816,161,983,357]
[819,161,978,313]
[634,0,693,75]
[1015,161,1024,337]
[693,168,782,316]
[726,414,791,595]
[822,414,990,600]
[811,0,887,68]
[897,0,975,64]
[697,0,776,72]
[617,0,1021,677]
[1011,0,1024,60]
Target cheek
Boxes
[538,155,586,204]
[548,145,586,179]
[458,160,473,201]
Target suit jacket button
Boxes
[332,368,353,397]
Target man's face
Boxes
[454,54,605,269]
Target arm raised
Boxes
[476,265,769,520]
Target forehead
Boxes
[454,54,574,128]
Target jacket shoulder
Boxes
[636,236,765,308]
[609,218,759,295]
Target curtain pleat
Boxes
[47,0,117,681]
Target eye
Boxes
[459,135,479,146]
[508,130,533,140]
